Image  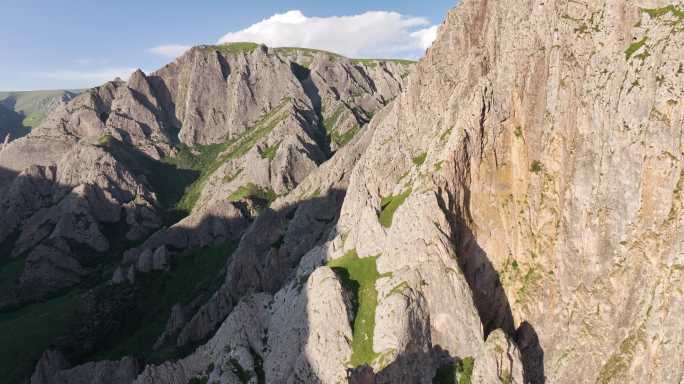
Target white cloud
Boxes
[147,44,192,58]
[34,67,137,84]
[411,25,439,51]
[217,10,439,59]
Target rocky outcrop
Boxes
[30,351,140,384]
[107,45,410,281]
[165,117,375,349]
[326,0,684,382]
[471,330,524,384]
[133,266,353,384]
[0,144,159,303]
[9,0,683,382]
[0,42,408,313]
[0,89,79,143]
[141,0,678,382]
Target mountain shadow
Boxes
[0,158,350,384]
[437,184,546,384]
[0,103,30,141]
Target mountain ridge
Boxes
[1,1,683,384]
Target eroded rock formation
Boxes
[3,1,683,383]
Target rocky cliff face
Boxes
[0,43,412,384]
[2,1,683,383]
[325,0,682,382]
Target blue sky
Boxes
[0,0,456,91]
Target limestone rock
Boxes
[19,239,87,297]
[329,0,684,382]
[13,0,684,381]
[30,351,140,384]
[30,350,70,384]
[471,330,525,384]
[0,143,159,301]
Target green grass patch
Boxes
[351,59,379,69]
[378,188,413,228]
[163,100,288,213]
[387,281,410,297]
[21,112,45,128]
[386,59,416,66]
[433,357,475,384]
[440,128,453,142]
[352,58,416,67]
[597,326,645,384]
[514,126,523,138]
[641,4,684,19]
[230,358,253,383]
[458,357,475,384]
[260,142,281,160]
[207,42,260,56]
[274,47,344,60]
[0,256,24,301]
[323,105,346,134]
[228,183,277,204]
[97,136,200,224]
[93,242,237,362]
[625,37,648,60]
[164,142,235,213]
[412,152,427,166]
[326,250,382,367]
[0,89,81,131]
[530,160,544,174]
[223,168,243,184]
[322,105,362,148]
[332,124,361,147]
[0,292,80,384]
[517,265,543,303]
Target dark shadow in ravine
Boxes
[0,149,349,384]
[348,345,475,384]
[0,103,31,142]
[436,183,546,384]
[146,75,183,144]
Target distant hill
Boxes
[0,103,28,141]
[0,89,81,141]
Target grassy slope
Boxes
[0,89,81,128]
[97,136,199,224]
[0,42,415,381]
[0,100,287,382]
[273,46,416,65]
[378,188,413,228]
[327,249,383,367]
[167,99,288,211]
[95,242,237,362]
[0,293,80,384]
[203,42,260,56]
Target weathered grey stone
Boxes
[31,351,140,384]
[30,350,70,384]
[152,246,169,271]
[471,330,525,384]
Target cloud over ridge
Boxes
[218,10,438,59]
[147,44,192,58]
